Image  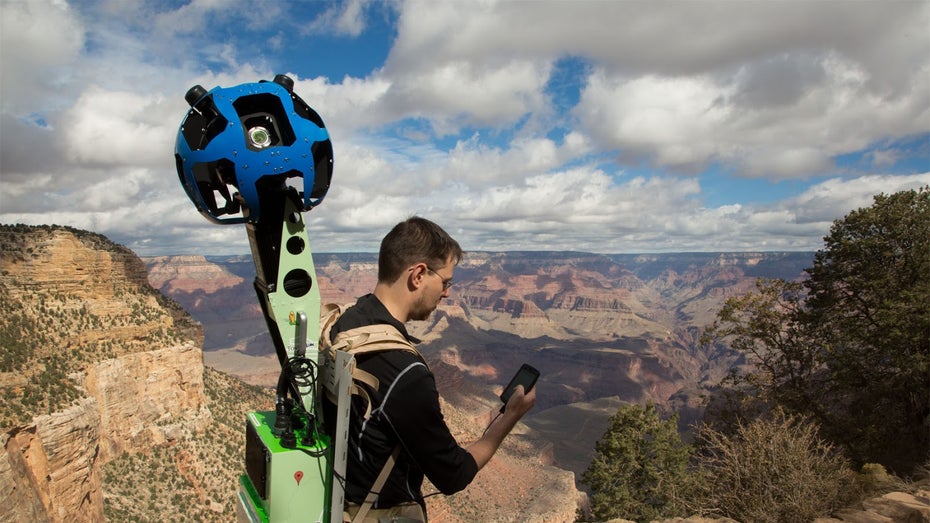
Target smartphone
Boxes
[500,363,540,406]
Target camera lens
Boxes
[248,126,272,148]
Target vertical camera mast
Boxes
[175,75,338,523]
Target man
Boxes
[326,216,536,522]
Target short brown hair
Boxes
[378,216,463,283]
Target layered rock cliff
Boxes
[144,254,262,351]
[1,343,208,523]
[0,225,211,522]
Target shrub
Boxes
[580,403,695,522]
[694,409,858,522]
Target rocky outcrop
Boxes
[0,226,148,298]
[5,345,212,523]
[81,342,210,462]
[3,398,103,522]
[0,225,208,523]
[816,490,930,523]
[145,254,243,294]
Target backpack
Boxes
[317,303,427,523]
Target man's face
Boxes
[410,257,454,321]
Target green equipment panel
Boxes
[237,411,332,523]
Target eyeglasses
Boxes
[426,267,454,290]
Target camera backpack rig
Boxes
[174,74,354,523]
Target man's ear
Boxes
[408,263,428,290]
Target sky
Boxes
[1,0,928,256]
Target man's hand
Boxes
[467,384,538,470]
[502,384,536,419]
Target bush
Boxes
[694,409,858,522]
[580,403,695,522]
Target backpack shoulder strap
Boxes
[319,302,351,351]
[333,324,423,359]
[350,444,401,523]
[321,302,424,361]
[320,304,421,521]
[319,303,427,420]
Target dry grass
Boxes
[693,410,859,523]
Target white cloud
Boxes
[302,0,370,37]
[575,72,730,171]
[0,0,85,114]
[384,0,928,179]
[786,173,930,224]
[869,149,901,168]
[1,0,927,257]
[379,59,552,134]
[443,135,575,188]
[59,87,180,167]
[290,75,392,134]
[736,147,833,180]
[572,50,929,179]
[151,0,241,38]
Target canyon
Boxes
[0,225,216,521]
[144,249,813,481]
[4,223,842,522]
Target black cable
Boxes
[331,468,347,491]
[284,355,317,413]
[274,353,331,457]
[287,354,317,389]
[482,410,503,437]
[408,410,504,501]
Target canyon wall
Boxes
[0,225,208,522]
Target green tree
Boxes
[704,187,930,474]
[580,403,693,522]
[803,188,930,472]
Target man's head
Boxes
[378,217,463,283]
[377,217,463,321]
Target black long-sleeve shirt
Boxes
[324,293,479,508]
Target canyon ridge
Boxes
[2,224,818,522]
[144,249,812,485]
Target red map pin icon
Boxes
[294,471,303,486]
